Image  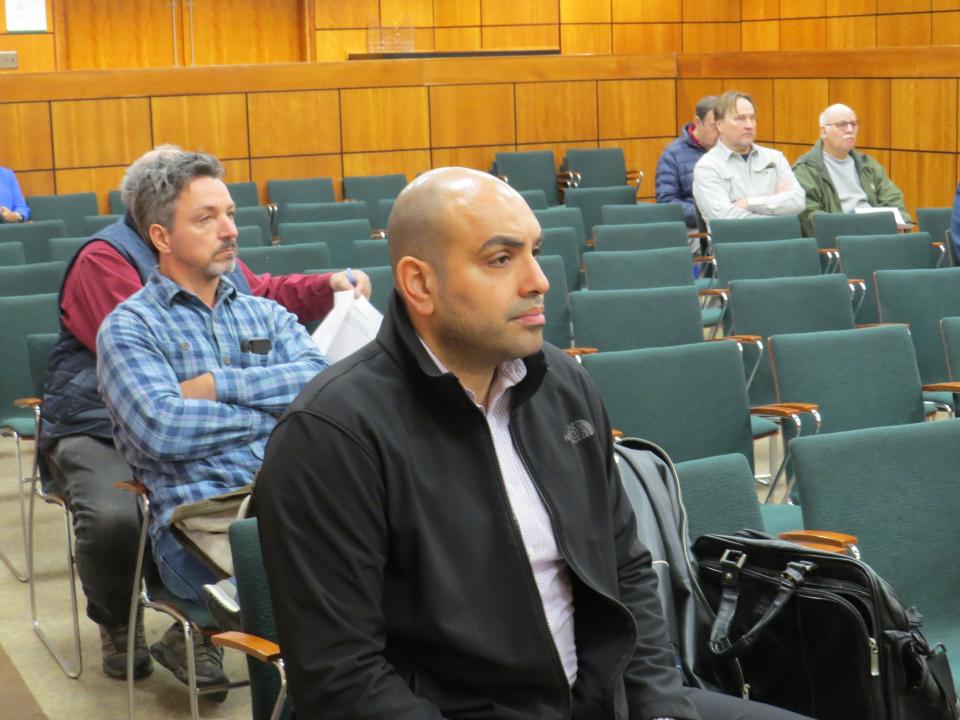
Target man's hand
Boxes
[0,206,19,223]
[330,269,373,299]
[180,372,216,400]
[733,198,749,209]
[775,178,792,193]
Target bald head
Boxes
[819,104,855,127]
[387,167,529,274]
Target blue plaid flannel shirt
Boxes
[96,271,329,544]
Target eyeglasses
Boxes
[825,121,859,130]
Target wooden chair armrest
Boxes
[497,174,509,183]
[585,237,596,248]
[699,288,728,297]
[933,242,944,249]
[563,347,598,358]
[817,248,837,255]
[750,402,819,418]
[692,255,714,263]
[211,631,282,664]
[846,278,864,285]
[113,479,147,494]
[778,529,859,555]
[923,382,960,392]
[611,428,623,439]
[13,396,42,408]
[626,170,643,188]
[723,334,761,344]
[371,230,386,239]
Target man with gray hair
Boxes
[655,95,719,236]
[793,103,910,236]
[40,146,368,686]
[692,91,804,226]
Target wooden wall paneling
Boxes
[876,12,932,45]
[741,0,780,20]
[251,154,344,200]
[780,18,826,49]
[60,1,180,69]
[314,29,369,61]
[600,137,672,199]
[681,0,740,21]
[781,0,825,16]
[770,143,807,164]
[340,87,430,153]
[0,33,56,73]
[435,27,482,50]
[560,0,612,23]
[16,170,55,198]
[434,0,482,26]
[877,0,931,11]
[314,0,379,28]
[741,21,781,51]
[431,144,516,171]
[190,0,304,65]
[934,0,960,8]
[515,81,598,144]
[0,102,53,170]
[598,79,676,139]
[888,150,956,214]
[931,11,960,44]
[51,98,152,169]
[890,79,957,151]
[221,159,251,184]
[247,90,341,158]
[481,0,560,25]
[773,79,830,144]
[613,0,681,22]
[826,0,877,13]
[342,149,431,178]
[429,84,516,148]
[682,23,741,53]
[561,25,613,55]
[828,78,891,148]
[412,28,437,51]
[722,79,775,142]
[825,16,878,48]
[54,166,127,213]
[612,24,682,54]
[380,0,435,26]
[481,24,560,49]
[675,79,724,128]
[150,94,249,159]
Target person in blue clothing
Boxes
[655,96,718,247]
[0,165,30,223]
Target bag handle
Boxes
[709,549,817,660]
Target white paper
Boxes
[854,206,905,225]
[311,290,383,363]
[5,0,46,32]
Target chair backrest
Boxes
[812,210,898,250]
[27,192,99,236]
[674,453,766,540]
[533,206,587,253]
[236,225,266,248]
[728,274,856,405]
[593,221,688,253]
[563,147,627,187]
[875,267,960,384]
[0,220,66,263]
[108,189,127,215]
[714,238,821,285]
[493,150,560,205]
[0,240,25,266]
[267,177,335,212]
[563,185,637,240]
[569,286,704,351]
[240,243,330,276]
[916,207,952,248]
[769,324,925,434]
[537,255,572,349]
[519,189,549,210]
[709,216,802,245]
[0,293,60,429]
[226,181,260,208]
[342,173,406,228]
[792,420,960,618]
[27,333,59,397]
[351,239,389,268]
[234,206,273,245]
[0,261,68,296]
[49,236,89,263]
[941,316,960,382]
[278,219,372,268]
[84,214,122,235]
[581,341,754,465]
[601,202,685,226]
[541,226,581,292]
[583,247,694,290]
[836,231,938,323]
[229,517,286,720]
[280,201,367,225]
[377,198,396,230]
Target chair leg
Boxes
[270,659,288,720]
[127,496,152,720]
[0,429,30,582]
[183,622,201,720]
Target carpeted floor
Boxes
[0,641,47,720]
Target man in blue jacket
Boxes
[655,96,718,242]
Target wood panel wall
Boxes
[1,48,958,215]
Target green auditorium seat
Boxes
[26,193,99,236]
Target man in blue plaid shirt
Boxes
[96,149,329,695]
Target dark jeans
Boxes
[684,686,812,719]
[47,435,140,628]
[152,523,218,605]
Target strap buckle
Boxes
[719,549,747,587]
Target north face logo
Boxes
[563,419,595,444]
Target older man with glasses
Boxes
[793,103,911,237]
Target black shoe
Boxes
[203,579,242,632]
[150,622,230,703]
[99,606,153,680]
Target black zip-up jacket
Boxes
[255,294,701,720]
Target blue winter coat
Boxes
[655,124,707,228]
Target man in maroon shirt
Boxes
[40,146,371,684]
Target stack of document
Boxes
[311,290,384,362]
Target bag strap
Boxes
[708,549,817,660]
